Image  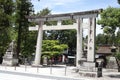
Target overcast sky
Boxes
[31,0,119,35]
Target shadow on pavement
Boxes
[42,65,66,68]
[108,74,120,78]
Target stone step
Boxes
[79,66,97,72]
[79,71,97,77]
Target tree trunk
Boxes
[16,24,22,63]
[115,57,120,72]
[118,67,120,72]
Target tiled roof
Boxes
[97,46,112,54]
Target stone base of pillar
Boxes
[83,62,95,67]
[79,62,96,72]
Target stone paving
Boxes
[0,65,120,80]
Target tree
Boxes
[37,8,53,40]
[27,8,51,54]
[115,31,120,72]
[45,20,77,52]
[118,0,120,4]
[97,7,120,44]
[96,34,107,45]
[36,8,51,16]
[15,0,33,59]
[0,0,14,30]
[0,0,14,57]
[42,40,68,58]
[57,30,76,51]
[114,52,120,72]
[98,7,120,72]
[116,31,120,45]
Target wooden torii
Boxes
[27,9,102,67]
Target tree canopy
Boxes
[42,40,68,58]
[98,7,120,30]
[97,7,120,44]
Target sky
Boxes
[31,0,119,35]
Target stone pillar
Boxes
[34,22,43,66]
[76,18,83,67]
[87,17,96,62]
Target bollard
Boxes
[50,60,52,74]
[25,64,27,71]
[97,62,103,77]
[37,66,39,73]
[14,65,16,70]
[5,65,7,70]
[50,64,52,74]
[97,67,102,77]
[65,65,67,76]
[25,58,27,71]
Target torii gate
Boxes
[27,9,102,67]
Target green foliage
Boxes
[14,0,33,57]
[36,8,51,16]
[96,34,106,44]
[62,20,75,25]
[98,7,120,27]
[116,30,120,44]
[42,40,68,57]
[0,29,11,55]
[96,32,120,45]
[115,52,120,60]
[0,0,14,29]
[45,29,77,51]
[98,7,120,31]
[45,30,76,50]
[97,7,120,44]
[58,30,77,50]
[0,0,14,55]
[21,31,37,57]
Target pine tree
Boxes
[15,0,33,59]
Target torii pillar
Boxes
[83,17,96,67]
[76,18,83,67]
[33,22,43,66]
[87,17,96,62]
[76,17,96,67]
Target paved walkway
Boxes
[0,72,52,80]
[0,65,85,80]
[0,65,120,80]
